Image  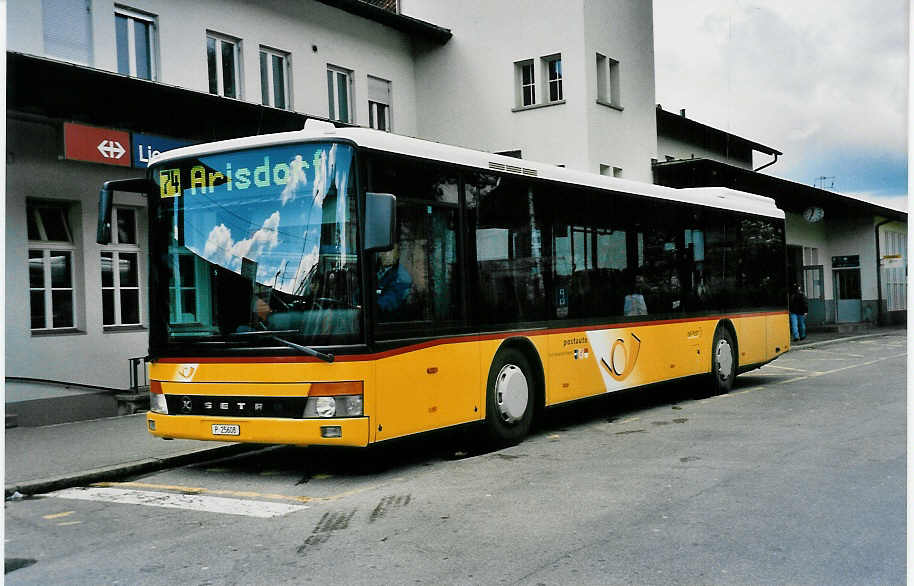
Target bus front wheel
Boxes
[710,327,737,394]
[484,348,534,445]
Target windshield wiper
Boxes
[229,330,335,363]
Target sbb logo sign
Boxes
[64,122,132,167]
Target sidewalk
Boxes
[5,325,905,497]
[5,413,261,497]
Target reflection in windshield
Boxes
[152,142,361,347]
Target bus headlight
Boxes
[303,381,364,418]
[314,396,336,418]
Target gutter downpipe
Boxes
[753,152,779,172]
[874,219,893,325]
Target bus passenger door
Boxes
[369,158,479,439]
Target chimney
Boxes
[680,109,686,117]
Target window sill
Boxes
[31,328,86,337]
[512,100,566,113]
[103,325,147,333]
[596,99,624,111]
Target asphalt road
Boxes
[5,334,906,585]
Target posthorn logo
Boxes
[600,333,642,382]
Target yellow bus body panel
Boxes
[375,340,482,441]
[147,412,371,447]
[147,313,788,445]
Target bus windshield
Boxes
[149,142,361,349]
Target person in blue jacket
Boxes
[376,243,413,315]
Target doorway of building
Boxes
[803,265,825,323]
[832,255,862,323]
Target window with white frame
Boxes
[260,46,290,110]
[27,201,77,331]
[115,6,156,80]
[43,0,93,64]
[596,53,622,108]
[327,66,353,123]
[207,32,241,99]
[101,207,142,327]
[544,55,563,102]
[515,59,536,107]
[367,75,391,131]
[881,230,907,311]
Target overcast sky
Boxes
[653,0,908,211]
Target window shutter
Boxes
[367,76,390,105]
[43,0,92,63]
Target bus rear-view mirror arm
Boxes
[364,192,397,252]
[97,178,153,244]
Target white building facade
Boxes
[6,0,660,422]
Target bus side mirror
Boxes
[97,186,114,244]
[364,192,396,252]
[97,178,153,244]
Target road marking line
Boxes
[50,487,309,518]
[766,364,813,373]
[42,511,75,520]
[93,481,377,504]
[93,481,313,504]
[774,352,906,385]
[57,521,82,526]
[805,348,865,358]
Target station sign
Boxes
[64,122,132,167]
[132,132,194,169]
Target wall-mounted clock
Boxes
[802,206,824,223]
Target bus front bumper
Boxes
[146,413,371,447]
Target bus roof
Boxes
[150,123,784,220]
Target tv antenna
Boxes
[814,176,836,190]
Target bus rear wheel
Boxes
[484,348,534,445]
[710,327,737,395]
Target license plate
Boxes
[211,424,240,436]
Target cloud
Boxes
[654,0,907,193]
[231,211,280,261]
[280,155,309,206]
[200,212,281,276]
[203,224,234,267]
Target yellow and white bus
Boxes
[98,121,789,447]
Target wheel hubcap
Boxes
[716,339,733,381]
[495,364,529,423]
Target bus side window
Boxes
[370,153,460,333]
[466,172,546,326]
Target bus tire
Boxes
[484,347,534,445]
[709,326,737,395]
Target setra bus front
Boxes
[98,136,395,446]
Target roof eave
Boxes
[314,0,452,44]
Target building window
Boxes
[327,66,353,123]
[599,164,623,178]
[596,54,622,108]
[207,32,241,98]
[43,0,92,64]
[115,6,156,80]
[101,207,142,327]
[515,59,536,107]
[367,76,391,131]
[544,55,563,102]
[259,46,290,110]
[27,201,77,330]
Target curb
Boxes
[792,330,901,350]
[5,443,266,498]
